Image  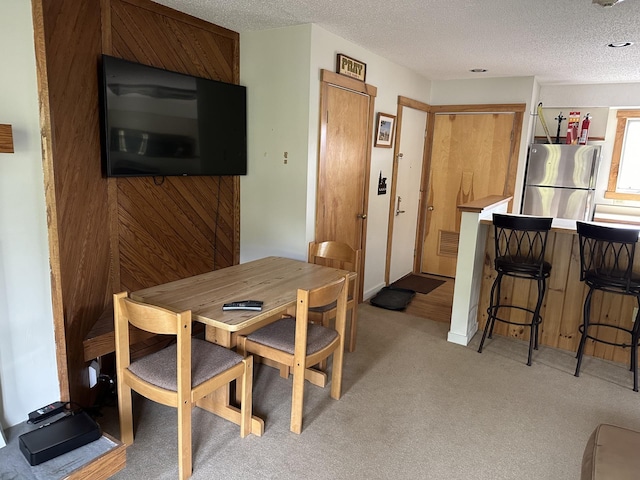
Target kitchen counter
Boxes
[480,216,640,234]
[453,206,640,365]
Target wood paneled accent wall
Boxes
[478,227,640,365]
[32,0,240,405]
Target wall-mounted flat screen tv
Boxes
[99,55,247,177]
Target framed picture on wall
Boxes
[374,112,396,148]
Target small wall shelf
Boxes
[534,107,608,143]
[533,136,605,144]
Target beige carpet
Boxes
[99,304,640,479]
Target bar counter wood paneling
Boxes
[477,220,640,365]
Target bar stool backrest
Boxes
[492,214,553,276]
[576,222,640,293]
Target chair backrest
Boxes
[308,241,359,271]
[308,241,360,299]
[492,213,553,271]
[114,291,191,371]
[576,221,640,291]
[293,275,348,357]
[303,275,348,310]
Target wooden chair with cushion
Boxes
[236,274,349,434]
[114,292,253,480]
[307,241,360,352]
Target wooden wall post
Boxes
[0,124,13,153]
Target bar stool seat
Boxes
[478,213,553,366]
[495,256,552,277]
[574,221,640,392]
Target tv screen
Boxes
[99,55,247,177]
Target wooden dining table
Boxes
[130,256,354,436]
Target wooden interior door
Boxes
[421,112,517,277]
[316,71,376,300]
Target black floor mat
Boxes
[389,274,445,295]
[369,286,416,311]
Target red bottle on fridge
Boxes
[566,111,580,144]
[578,113,591,145]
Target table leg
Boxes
[205,325,232,347]
[200,325,264,435]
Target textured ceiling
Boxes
[153,0,640,85]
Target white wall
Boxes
[0,0,59,428]
[540,83,640,108]
[240,25,313,263]
[240,24,432,298]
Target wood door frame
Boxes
[415,103,525,276]
[384,95,431,285]
[316,69,376,302]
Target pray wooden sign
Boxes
[336,54,366,82]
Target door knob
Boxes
[427,206,434,211]
[357,213,367,219]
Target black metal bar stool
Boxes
[574,221,640,392]
[478,213,553,365]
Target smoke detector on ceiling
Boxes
[592,0,624,6]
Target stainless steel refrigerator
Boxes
[521,144,601,221]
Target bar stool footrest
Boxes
[578,323,636,349]
[487,305,543,329]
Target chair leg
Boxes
[527,329,535,367]
[290,358,306,434]
[347,306,358,352]
[633,343,639,393]
[526,277,546,366]
[240,356,253,438]
[478,274,501,353]
[478,313,494,354]
[318,316,330,371]
[235,337,247,405]
[177,397,192,480]
[117,378,134,446]
[534,277,546,351]
[575,288,594,378]
[330,346,345,402]
[279,364,291,378]
[631,300,640,392]
[488,273,504,340]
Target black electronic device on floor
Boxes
[19,411,101,466]
[369,286,416,311]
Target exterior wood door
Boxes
[421,112,518,277]
[316,71,376,300]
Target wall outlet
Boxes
[633,307,639,323]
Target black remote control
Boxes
[222,300,263,311]
[28,401,67,423]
